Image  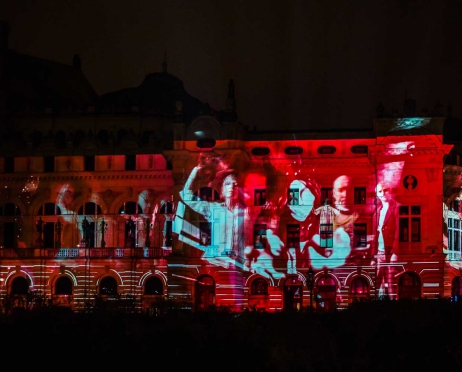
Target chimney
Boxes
[73,54,81,70]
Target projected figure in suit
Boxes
[372,182,401,299]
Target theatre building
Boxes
[1,21,462,312]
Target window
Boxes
[451,199,460,213]
[320,223,333,248]
[4,157,14,173]
[125,155,136,170]
[353,223,367,247]
[284,146,303,155]
[447,218,461,260]
[194,187,219,201]
[199,221,211,246]
[317,146,336,155]
[286,224,300,249]
[38,202,61,215]
[99,277,118,295]
[160,201,173,214]
[254,224,267,248]
[288,189,299,205]
[351,145,368,154]
[196,138,216,149]
[55,277,72,295]
[0,203,21,248]
[398,272,421,299]
[251,147,270,156]
[354,187,366,204]
[144,276,163,295]
[251,278,268,295]
[44,156,55,172]
[11,277,29,295]
[254,189,266,206]
[0,202,21,216]
[350,277,369,294]
[399,205,421,242]
[119,202,142,215]
[84,155,95,171]
[321,188,332,205]
[78,202,102,215]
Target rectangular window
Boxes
[4,157,14,173]
[399,205,421,243]
[321,188,332,205]
[254,224,267,248]
[320,223,333,248]
[353,223,367,247]
[125,154,136,170]
[199,221,211,246]
[354,187,366,204]
[84,156,95,171]
[288,189,299,205]
[44,156,55,172]
[254,189,266,206]
[164,220,172,246]
[448,218,462,260]
[286,224,300,248]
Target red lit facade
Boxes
[0,113,460,313]
[1,24,461,312]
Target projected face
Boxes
[288,179,315,221]
[222,174,238,199]
[333,175,353,211]
[376,183,391,203]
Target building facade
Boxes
[1,21,462,313]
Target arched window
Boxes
[350,277,370,302]
[38,202,61,215]
[0,202,21,248]
[316,276,337,312]
[160,201,173,214]
[144,276,163,295]
[78,202,102,215]
[10,277,29,295]
[194,187,220,201]
[398,272,421,300]
[251,278,268,295]
[119,201,142,215]
[0,202,21,216]
[73,130,85,148]
[452,276,462,302]
[98,129,109,146]
[195,275,215,311]
[55,130,67,149]
[55,277,73,295]
[99,277,118,295]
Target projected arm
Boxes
[180,166,209,215]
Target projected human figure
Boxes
[284,177,321,273]
[246,173,322,277]
[372,182,401,299]
[332,175,359,245]
[180,161,248,258]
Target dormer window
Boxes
[351,145,368,154]
[317,146,336,155]
[196,138,216,149]
[251,147,270,156]
[284,146,303,155]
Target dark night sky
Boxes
[2,0,462,131]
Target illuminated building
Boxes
[0,21,461,313]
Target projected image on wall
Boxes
[172,144,409,289]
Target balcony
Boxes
[0,247,172,259]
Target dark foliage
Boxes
[1,299,462,372]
